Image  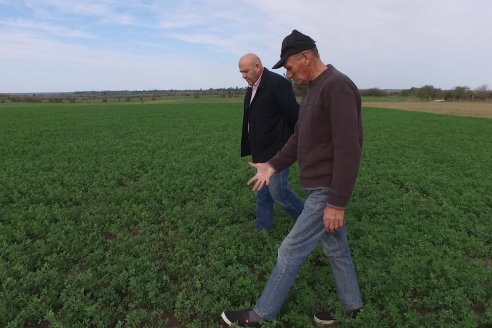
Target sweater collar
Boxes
[308,64,333,87]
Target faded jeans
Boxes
[255,168,304,231]
[254,188,363,320]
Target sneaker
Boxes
[221,310,260,327]
[313,310,336,325]
[313,308,360,325]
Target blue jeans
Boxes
[254,188,363,320]
[255,168,304,232]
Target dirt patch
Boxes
[363,101,492,119]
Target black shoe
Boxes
[313,308,360,325]
[313,310,336,326]
[221,310,260,327]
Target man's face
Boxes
[239,61,261,86]
[284,52,308,85]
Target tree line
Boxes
[291,83,491,102]
[359,85,492,102]
[0,88,245,103]
[1,85,491,103]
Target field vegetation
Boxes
[362,99,492,119]
[0,99,491,327]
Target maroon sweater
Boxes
[268,65,363,208]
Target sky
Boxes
[0,0,491,93]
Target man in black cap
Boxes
[222,30,363,326]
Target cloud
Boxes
[0,19,96,39]
[23,0,141,25]
[1,0,491,92]
[0,30,244,92]
[154,1,285,66]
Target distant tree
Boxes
[474,84,489,101]
[452,86,470,101]
[400,87,419,97]
[417,85,436,101]
[444,90,454,102]
[434,88,445,100]
[360,88,386,97]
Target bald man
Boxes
[238,53,303,232]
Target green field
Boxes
[1,100,491,327]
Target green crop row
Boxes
[0,101,490,327]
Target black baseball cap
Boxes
[272,29,316,69]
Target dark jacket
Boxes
[240,68,299,163]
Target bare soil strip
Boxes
[363,101,492,119]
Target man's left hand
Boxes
[247,162,275,192]
[323,206,345,233]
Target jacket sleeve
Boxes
[274,78,299,130]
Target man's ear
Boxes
[301,51,310,64]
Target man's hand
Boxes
[247,162,276,192]
[323,206,345,233]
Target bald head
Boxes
[239,53,264,86]
[239,53,263,68]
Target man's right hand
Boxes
[247,162,276,192]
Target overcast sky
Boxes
[1,0,491,93]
